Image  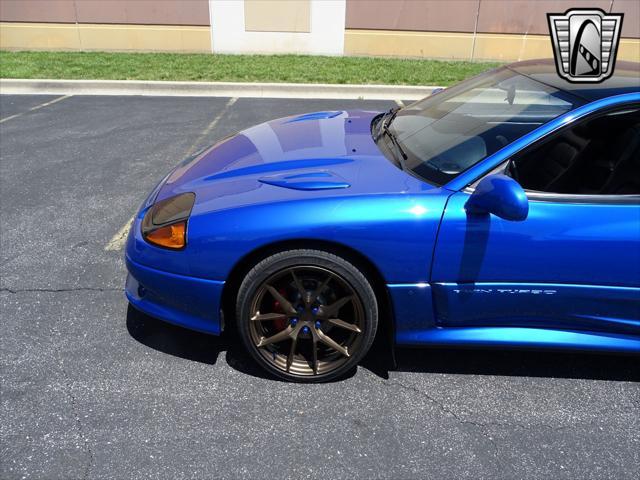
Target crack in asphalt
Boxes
[59,361,95,480]
[1,287,124,294]
[386,377,515,475]
[376,376,577,476]
[49,325,95,479]
[1,239,118,267]
[3,282,120,477]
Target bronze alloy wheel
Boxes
[236,250,378,382]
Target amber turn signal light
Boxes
[141,192,195,250]
[144,221,186,249]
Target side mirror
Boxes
[465,174,529,221]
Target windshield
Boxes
[384,67,585,185]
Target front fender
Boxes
[186,192,450,284]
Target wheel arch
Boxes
[220,239,396,355]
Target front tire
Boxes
[236,249,378,382]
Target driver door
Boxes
[430,106,640,335]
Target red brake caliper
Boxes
[272,288,288,331]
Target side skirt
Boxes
[396,326,640,354]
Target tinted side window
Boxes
[508,107,640,195]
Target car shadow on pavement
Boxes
[127,306,638,382]
[125,305,354,382]
[393,347,640,382]
[126,305,224,366]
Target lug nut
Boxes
[291,318,298,326]
[315,320,322,329]
[312,307,319,315]
[302,326,310,334]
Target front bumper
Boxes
[125,255,224,335]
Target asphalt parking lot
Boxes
[1,93,639,480]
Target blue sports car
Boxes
[125,59,640,382]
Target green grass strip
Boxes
[0,51,500,86]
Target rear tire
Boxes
[236,249,378,382]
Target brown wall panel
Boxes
[0,0,210,26]
[0,0,76,23]
[612,0,640,38]
[476,0,610,35]
[75,0,210,26]
[346,0,478,33]
[346,0,638,39]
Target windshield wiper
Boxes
[380,123,408,171]
[375,106,400,140]
[374,106,407,170]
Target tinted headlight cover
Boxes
[141,192,195,250]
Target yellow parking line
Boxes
[104,97,239,252]
[184,97,238,157]
[105,216,134,251]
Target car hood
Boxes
[155,110,433,213]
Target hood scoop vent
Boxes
[285,111,342,123]
[259,171,350,191]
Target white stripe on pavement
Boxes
[0,94,72,124]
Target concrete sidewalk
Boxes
[0,78,440,100]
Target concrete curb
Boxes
[0,79,441,100]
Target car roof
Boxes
[508,59,640,102]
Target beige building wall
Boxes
[244,0,311,33]
[209,0,346,55]
[0,0,638,61]
[0,22,211,53]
